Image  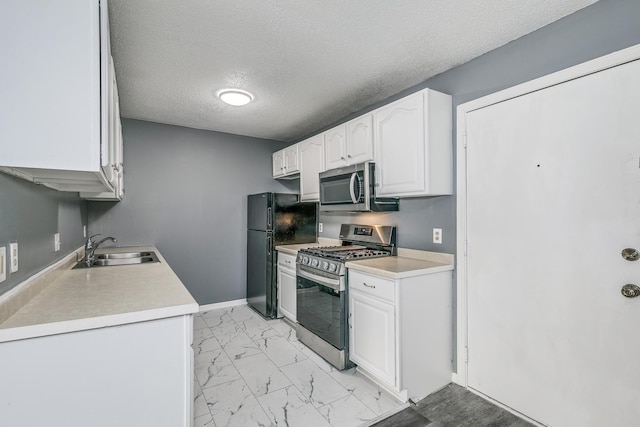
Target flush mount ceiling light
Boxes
[217,88,254,106]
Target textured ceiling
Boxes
[109,0,598,142]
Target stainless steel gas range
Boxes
[295,224,397,370]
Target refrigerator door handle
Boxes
[267,235,272,255]
[267,207,272,228]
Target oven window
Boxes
[320,174,353,205]
[296,275,345,350]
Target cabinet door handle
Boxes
[349,312,352,329]
[363,283,376,289]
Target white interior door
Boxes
[465,58,640,426]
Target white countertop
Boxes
[0,246,198,343]
[276,241,454,280]
[346,256,453,279]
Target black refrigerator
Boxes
[247,193,318,318]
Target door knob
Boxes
[621,248,639,261]
[621,284,640,298]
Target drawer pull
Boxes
[363,283,376,289]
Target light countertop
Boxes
[346,249,454,280]
[276,241,454,280]
[346,256,453,279]
[0,246,198,343]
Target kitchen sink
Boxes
[95,251,154,260]
[73,250,160,269]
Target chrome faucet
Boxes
[85,234,117,267]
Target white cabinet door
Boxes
[374,89,452,197]
[277,266,297,322]
[0,0,100,172]
[277,252,298,322]
[274,145,300,178]
[284,144,300,174]
[374,92,425,196]
[324,125,347,169]
[349,289,396,388]
[346,114,374,165]
[0,315,193,427]
[299,134,325,201]
[272,149,285,177]
[0,0,124,199]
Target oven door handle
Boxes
[297,265,343,292]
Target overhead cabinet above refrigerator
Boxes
[0,0,124,201]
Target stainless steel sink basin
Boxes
[92,256,157,266]
[95,251,154,260]
[73,250,160,269]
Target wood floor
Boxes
[371,384,535,427]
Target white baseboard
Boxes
[199,299,247,312]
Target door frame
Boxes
[454,43,640,387]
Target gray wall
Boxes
[87,119,293,305]
[0,173,87,296]
[316,0,640,255]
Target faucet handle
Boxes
[86,234,101,250]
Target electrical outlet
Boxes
[318,223,323,233]
[433,228,442,244]
[0,247,6,283]
[9,242,18,273]
[54,233,61,252]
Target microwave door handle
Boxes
[349,172,358,204]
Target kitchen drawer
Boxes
[278,252,297,269]
[349,270,395,303]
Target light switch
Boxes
[54,233,61,252]
[9,242,18,273]
[0,247,6,283]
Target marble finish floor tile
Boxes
[233,352,292,396]
[193,314,209,330]
[329,368,402,416]
[280,359,351,407]
[257,385,332,427]
[193,327,221,355]
[255,334,308,367]
[195,348,242,390]
[202,376,272,427]
[196,305,405,427]
[215,330,263,360]
[317,394,378,426]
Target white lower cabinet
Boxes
[348,268,452,402]
[277,252,297,322]
[349,289,396,387]
[0,315,194,427]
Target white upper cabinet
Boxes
[325,114,374,170]
[374,88,452,197]
[0,0,124,200]
[272,144,300,178]
[299,134,325,201]
[324,125,347,169]
[345,114,374,165]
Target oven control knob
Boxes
[311,258,319,267]
[302,256,309,265]
[328,263,337,272]
[322,261,329,270]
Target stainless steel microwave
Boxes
[319,162,399,212]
